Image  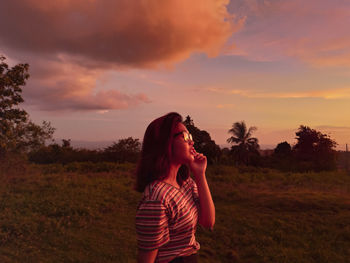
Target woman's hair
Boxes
[135,112,190,192]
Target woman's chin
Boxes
[183,155,194,165]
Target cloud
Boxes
[25,83,151,112]
[226,0,350,67]
[0,0,240,111]
[22,56,150,111]
[289,37,350,68]
[207,87,350,99]
[1,0,240,68]
[44,90,150,111]
[216,103,235,109]
[316,125,350,130]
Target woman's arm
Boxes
[137,249,158,263]
[190,152,215,230]
[195,172,215,230]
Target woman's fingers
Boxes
[194,153,206,161]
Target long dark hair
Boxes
[135,112,190,192]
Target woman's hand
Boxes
[189,149,207,179]
[189,149,215,230]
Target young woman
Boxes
[135,112,215,263]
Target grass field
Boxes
[0,163,349,262]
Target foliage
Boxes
[183,116,221,164]
[262,128,339,172]
[0,56,28,124]
[274,141,292,157]
[227,121,260,165]
[29,137,141,164]
[0,55,54,158]
[218,147,232,165]
[261,141,294,171]
[293,125,337,171]
[337,150,350,174]
[29,140,101,164]
[104,137,140,163]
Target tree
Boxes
[183,115,194,127]
[0,55,55,159]
[227,121,260,165]
[183,115,221,164]
[274,141,292,157]
[29,139,106,164]
[267,141,293,171]
[62,139,72,148]
[104,137,141,163]
[293,125,337,171]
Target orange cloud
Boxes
[1,0,240,68]
[207,87,350,99]
[289,37,350,68]
[216,103,235,109]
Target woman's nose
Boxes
[189,140,194,146]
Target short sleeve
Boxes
[190,178,199,206]
[135,199,170,250]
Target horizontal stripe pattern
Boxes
[136,177,200,263]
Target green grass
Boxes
[0,163,139,262]
[0,164,349,262]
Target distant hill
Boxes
[54,139,114,150]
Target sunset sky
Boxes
[1,0,349,150]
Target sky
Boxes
[1,0,350,150]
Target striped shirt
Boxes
[136,177,200,263]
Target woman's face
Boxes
[171,122,195,165]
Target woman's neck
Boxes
[163,163,181,187]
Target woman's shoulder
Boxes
[143,180,178,203]
[183,176,197,189]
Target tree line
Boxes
[0,56,341,172]
[28,138,141,164]
[184,116,338,172]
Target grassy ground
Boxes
[0,163,349,262]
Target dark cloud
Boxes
[20,56,150,111]
[25,86,150,112]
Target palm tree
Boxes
[227,121,260,165]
